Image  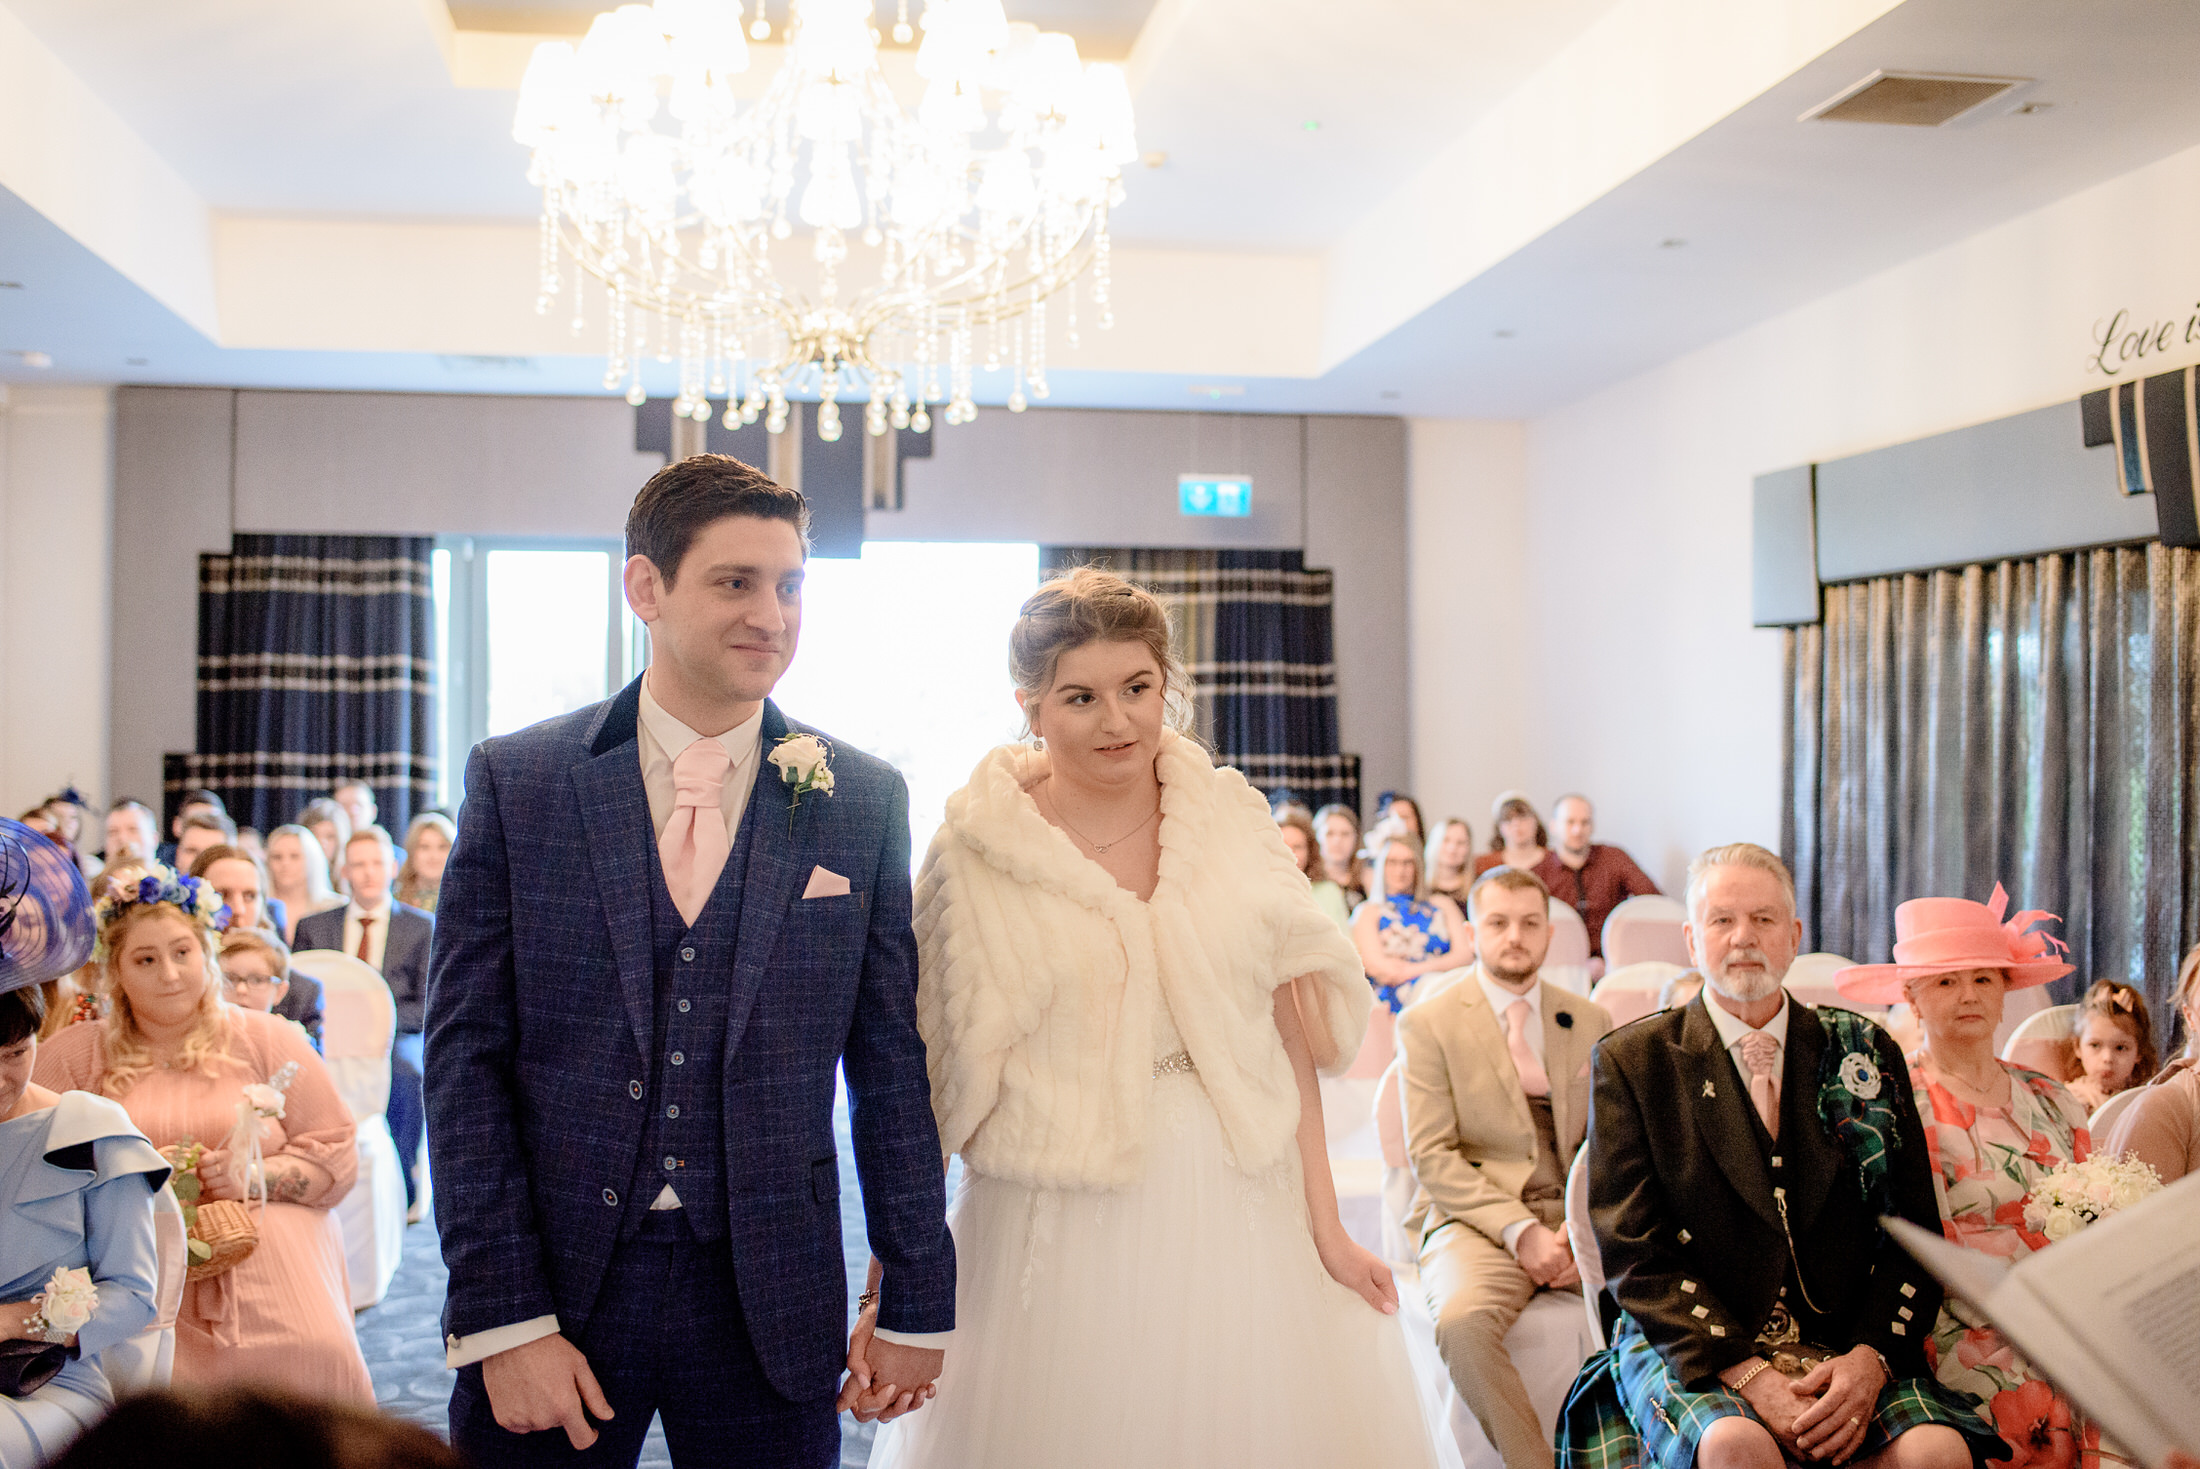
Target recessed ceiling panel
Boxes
[1801,70,2028,126]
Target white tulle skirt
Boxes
[868,1069,1453,1469]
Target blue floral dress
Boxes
[1370,894,1454,1013]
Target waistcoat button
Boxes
[670,1051,685,1065]
[666,1104,679,1118]
[678,999,691,1013]
[629,1080,642,1100]
[602,1188,618,1207]
[664,1155,678,1171]
[681,946,696,962]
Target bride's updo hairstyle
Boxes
[1010,566,1194,737]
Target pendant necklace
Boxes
[1043,780,1160,855]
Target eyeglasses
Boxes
[220,971,281,992]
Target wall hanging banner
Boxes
[2080,370,2200,547]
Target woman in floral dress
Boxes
[1836,886,2093,1469]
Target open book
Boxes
[1884,1170,2200,1469]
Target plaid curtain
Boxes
[172,535,437,835]
[1042,548,1360,812]
[1782,544,2200,1039]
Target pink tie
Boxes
[1505,998,1550,1099]
[660,739,733,927]
[1740,1030,1781,1141]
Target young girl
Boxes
[2066,978,2159,1111]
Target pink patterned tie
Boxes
[1740,1030,1781,1141]
[1505,998,1551,1099]
[660,739,732,926]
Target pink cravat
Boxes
[660,738,733,926]
[1504,998,1551,1099]
[1740,1030,1781,1141]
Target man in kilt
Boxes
[1558,845,2004,1469]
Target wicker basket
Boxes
[186,1198,259,1282]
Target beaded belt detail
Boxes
[1152,1050,1197,1078]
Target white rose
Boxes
[242,1082,287,1118]
[2043,1207,2080,1242]
[39,1267,97,1336]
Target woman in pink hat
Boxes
[1833,888,2091,1469]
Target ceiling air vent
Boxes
[1800,70,2029,127]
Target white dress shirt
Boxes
[343,897,394,969]
[1476,968,1552,1257]
[1702,989,1794,1098]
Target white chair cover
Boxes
[1564,1147,1605,1350]
[1600,896,1689,971]
[2002,1002,2079,1076]
[100,1183,186,1396]
[1543,901,1592,996]
[1782,953,1867,1014]
[1590,962,1686,1028]
[2089,1084,2145,1143]
[1995,984,2058,1059]
[287,949,407,1307]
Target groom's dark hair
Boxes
[627,454,810,587]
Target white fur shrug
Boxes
[914,729,1370,1191]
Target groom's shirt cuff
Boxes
[446,1314,561,1369]
[871,1326,955,1350]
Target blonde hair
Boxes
[1425,817,1473,894]
[397,811,456,901]
[266,823,340,907]
[1684,842,1796,924]
[1362,819,1426,902]
[2173,945,2200,1061]
[1009,566,1193,736]
[96,899,230,1097]
[219,926,292,976]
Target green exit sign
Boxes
[1179,475,1252,517]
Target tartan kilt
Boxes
[1558,1314,2007,1469]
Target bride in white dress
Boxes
[861,568,1452,1469]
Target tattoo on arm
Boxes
[263,1163,313,1203]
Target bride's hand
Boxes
[1316,1228,1400,1315]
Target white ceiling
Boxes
[8,0,2200,418]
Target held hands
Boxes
[1315,1227,1400,1315]
[1789,1347,1887,1464]
[837,1294,943,1424]
[481,1334,615,1451]
[1515,1223,1581,1289]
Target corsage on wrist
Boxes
[22,1267,97,1345]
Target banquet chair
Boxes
[289,949,408,1309]
[1995,983,2058,1059]
[1600,896,1689,971]
[1542,901,1593,996]
[1782,953,1872,1015]
[1589,962,1685,1028]
[1563,1147,1606,1351]
[2002,1003,2079,1078]
[2088,1084,2145,1142]
[99,1183,187,1394]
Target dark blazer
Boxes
[1587,994,1943,1390]
[296,901,435,1032]
[423,680,955,1400]
[273,971,324,1047]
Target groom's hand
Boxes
[862,1339,944,1423]
[482,1333,614,1450]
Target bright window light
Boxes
[771,542,1038,866]
[486,549,610,737]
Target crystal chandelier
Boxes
[514,0,1137,440]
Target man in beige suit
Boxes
[1399,865,1613,1469]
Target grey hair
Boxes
[1684,843,1796,924]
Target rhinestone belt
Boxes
[1153,1050,1197,1078]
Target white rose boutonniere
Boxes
[768,732,836,811]
[25,1266,98,1342]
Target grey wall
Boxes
[111,387,1408,811]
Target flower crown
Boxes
[91,863,229,963]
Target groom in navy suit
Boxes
[425,455,955,1466]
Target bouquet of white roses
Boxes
[2022,1152,2162,1241]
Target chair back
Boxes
[1590,961,1686,1028]
[1601,896,1689,970]
[1782,952,1863,1013]
[290,949,396,1120]
[1542,900,1592,995]
[2089,1084,2145,1143]
[1563,1148,1606,1350]
[150,1184,187,1330]
[2002,1002,2079,1076]
[1994,983,2058,1058]
[1373,1057,1409,1169]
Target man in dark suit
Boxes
[297,825,434,1210]
[425,456,954,1467]
[1560,844,2000,1469]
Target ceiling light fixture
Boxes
[9,351,54,369]
[515,0,1137,439]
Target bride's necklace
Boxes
[1042,779,1160,855]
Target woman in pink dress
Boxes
[1836,887,2093,1469]
[33,863,372,1402]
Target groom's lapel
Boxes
[727,700,807,1050]
[576,676,658,1062]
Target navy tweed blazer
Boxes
[424,678,956,1400]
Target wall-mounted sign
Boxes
[2086,300,2200,378]
[1179,475,1252,517]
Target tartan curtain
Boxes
[1042,548,1360,812]
[1781,544,2200,1041]
[173,535,437,835]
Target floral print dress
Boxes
[1910,1055,2096,1469]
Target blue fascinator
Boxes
[0,816,96,995]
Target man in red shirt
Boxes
[1532,794,1658,963]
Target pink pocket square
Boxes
[802,866,851,899]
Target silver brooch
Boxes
[1839,1051,1882,1099]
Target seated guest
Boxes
[191,845,319,1044]
[1833,888,2089,1469]
[394,811,454,913]
[1375,791,1427,844]
[297,826,432,1216]
[160,789,229,868]
[265,824,344,945]
[2107,944,2200,1183]
[1278,806,1352,930]
[47,1385,468,1469]
[1352,822,1472,1016]
[33,863,373,1403]
[1314,802,1368,908]
[293,799,353,895]
[1559,844,1999,1469]
[330,779,378,846]
[1474,792,1547,877]
[1401,865,1612,1469]
[103,800,159,866]
[1534,795,1660,966]
[2062,979,2156,1113]
[1426,817,1474,909]
[171,811,237,880]
[1659,970,1705,1012]
[216,928,322,1052]
[0,819,169,1467]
